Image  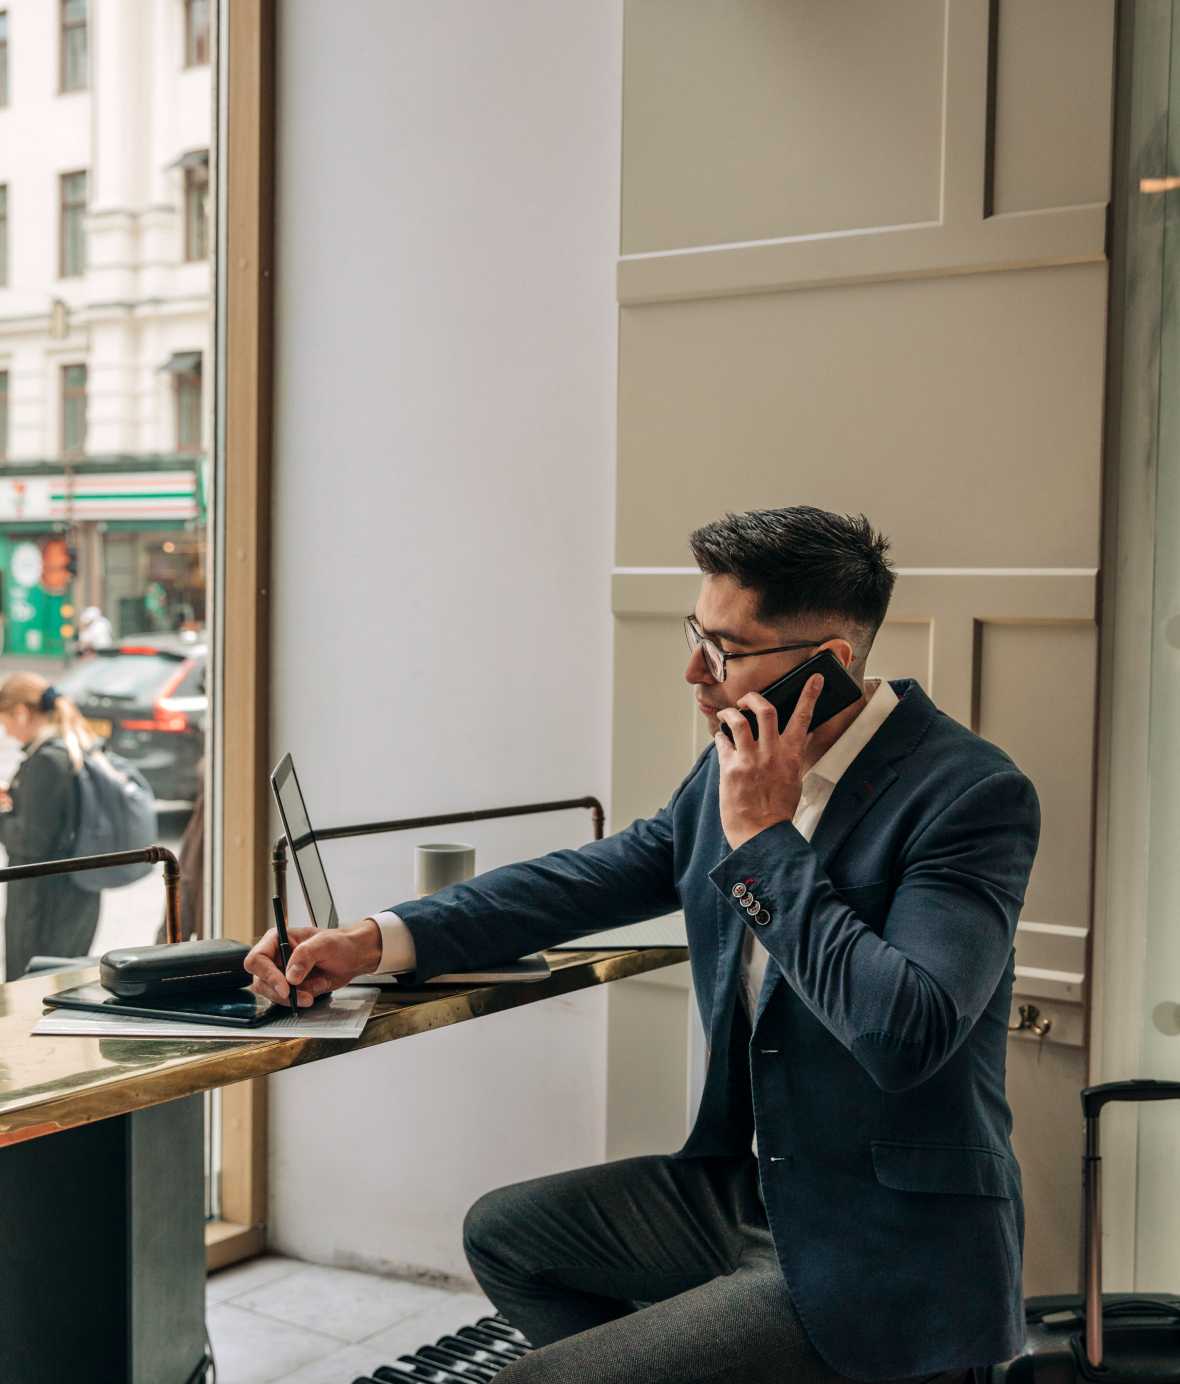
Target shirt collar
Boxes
[803,677,899,792]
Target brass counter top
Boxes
[0,946,689,1149]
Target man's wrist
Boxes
[352,917,382,974]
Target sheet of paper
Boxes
[32,986,380,1041]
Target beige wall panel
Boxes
[620,0,945,254]
[1006,1037,1087,1294]
[978,621,1097,929]
[611,614,697,830]
[617,263,1106,568]
[992,0,1115,215]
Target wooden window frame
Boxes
[59,170,86,279]
[205,0,274,1273]
[60,362,86,459]
[185,0,211,69]
[60,0,87,94]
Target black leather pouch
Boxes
[99,939,253,998]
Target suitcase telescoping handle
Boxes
[1081,1080,1180,1369]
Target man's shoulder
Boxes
[910,695,1032,787]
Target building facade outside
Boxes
[0,0,210,658]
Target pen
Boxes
[271,894,300,1018]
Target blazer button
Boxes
[732,883,747,899]
[755,909,771,926]
[742,896,759,911]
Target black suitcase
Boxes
[986,1080,1180,1384]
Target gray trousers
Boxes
[463,1150,973,1384]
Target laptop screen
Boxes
[270,753,339,929]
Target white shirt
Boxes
[366,678,902,1000]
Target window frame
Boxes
[205,0,275,1273]
[59,170,87,279]
[0,183,7,287]
[0,369,8,461]
[60,362,87,459]
[59,0,87,94]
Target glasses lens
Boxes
[685,617,725,679]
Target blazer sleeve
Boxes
[386,753,711,984]
[708,767,1041,1093]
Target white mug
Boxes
[415,842,476,898]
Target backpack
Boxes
[70,751,159,891]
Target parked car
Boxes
[57,631,207,805]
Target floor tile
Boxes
[359,1290,502,1365]
[207,1253,303,1305]
[205,1301,342,1384]
[233,1261,459,1344]
[279,1341,395,1384]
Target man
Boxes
[247,506,1040,1384]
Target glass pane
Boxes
[0,8,216,989]
[58,650,185,702]
[63,26,86,91]
[1138,0,1180,1292]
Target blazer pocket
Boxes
[870,1140,1020,1199]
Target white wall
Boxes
[270,1,622,1281]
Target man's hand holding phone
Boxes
[245,919,382,1006]
[715,673,825,851]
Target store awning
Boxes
[158,351,202,375]
[166,148,209,172]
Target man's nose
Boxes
[684,645,716,686]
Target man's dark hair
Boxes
[688,506,896,677]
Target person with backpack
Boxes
[0,673,103,978]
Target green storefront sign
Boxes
[0,535,69,657]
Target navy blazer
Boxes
[391,677,1041,1381]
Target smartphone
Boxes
[719,647,864,743]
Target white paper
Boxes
[32,985,380,1040]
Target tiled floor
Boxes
[205,1255,498,1384]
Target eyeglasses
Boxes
[683,614,835,683]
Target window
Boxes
[176,354,203,452]
[184,157,209,261]
[185,0,210,68]
[61,363,86,457]
[0,11,9,107]
[60,170,87,277]
[0,370,8,460]
[0,184,7,286]
[60,0,87,93]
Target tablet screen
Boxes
[271,753,338,929]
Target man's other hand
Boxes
[244,918,382,1007]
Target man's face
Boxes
[685,574,854,737]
